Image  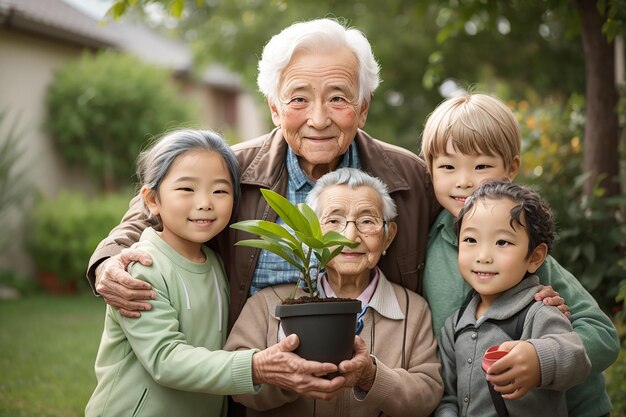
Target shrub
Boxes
[25,191,132,286]
[515,95,626,314]
[46,51,197,191]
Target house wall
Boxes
[176,78,268,143]
[0,27,98,276]
[0,28,98,197]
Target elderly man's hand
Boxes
[95,249,155,318]
[252,334,346,400]
[338,336,377,391]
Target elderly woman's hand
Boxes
[337,336,377,391]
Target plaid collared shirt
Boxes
[249,143,360,295]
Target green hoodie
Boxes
[86,228,258,417]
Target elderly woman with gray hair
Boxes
[224,168,443,417]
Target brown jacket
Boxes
[87,128,440,327]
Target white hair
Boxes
[257,18,380,106]
[306,168,397,222]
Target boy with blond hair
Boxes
[420,93,617,417]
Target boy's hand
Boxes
[535,285,570,318]
[485,340,540,400]
[95,249,156,318]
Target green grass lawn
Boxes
[0,294,624,416]
[0,294,105,417]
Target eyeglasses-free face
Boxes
[321,215,386,235]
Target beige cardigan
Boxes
[224,269,443,417]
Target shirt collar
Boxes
[319,268,404,320]
[320,268,379,308]
[430,209,458,247]
[286,142,360,192]
[455,275,541,331]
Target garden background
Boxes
[1,0,625,416]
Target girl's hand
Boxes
[485,340,540,400]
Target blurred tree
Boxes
[106,1,619,167]
[427,0,623,198]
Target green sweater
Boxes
[86,228,258,417]
[424,210,619,417]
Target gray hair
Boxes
[136,129,241,223]
[455,179,555,257]
[306,168,397,222]
[257,18,381,106]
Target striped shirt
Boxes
[249,143,361,295]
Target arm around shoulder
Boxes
[538,256,619,372]
[86,194,154,291]
[527,303,591,391]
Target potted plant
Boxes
[231,189,362,364]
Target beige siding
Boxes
[0,28,97,275]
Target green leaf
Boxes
[299,203,322,238]
[322,231,359,248]
[582,242,596,263]
[318,246,345,268]
[170,0,185,18]
[258,235,305,260]
[295,232,324,250]
[230,219,299,246]
[235,239,306,274]
[260,189,311,234]
[107,1,128,19]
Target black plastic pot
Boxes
[275,299,362,365]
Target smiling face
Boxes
[143,150,234,261]
[318,185,396,285]
[431,141,520,217]
[269,46,369,181]
[457,197,546,309]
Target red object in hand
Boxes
[482,345,508,372]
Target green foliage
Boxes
[105,1,591,154]
[0,269,39,295]
[231,189,357,297]
[46,51,196,191]
[516,95,626,314]
[0,110,33,251]
[605,320,626,417]
[25,191,132,285]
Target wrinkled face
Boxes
[457,198,543,307]
[431,141,519,217]
[144,150,234,260]
[318,185,395,281]
[269,47,369,180]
